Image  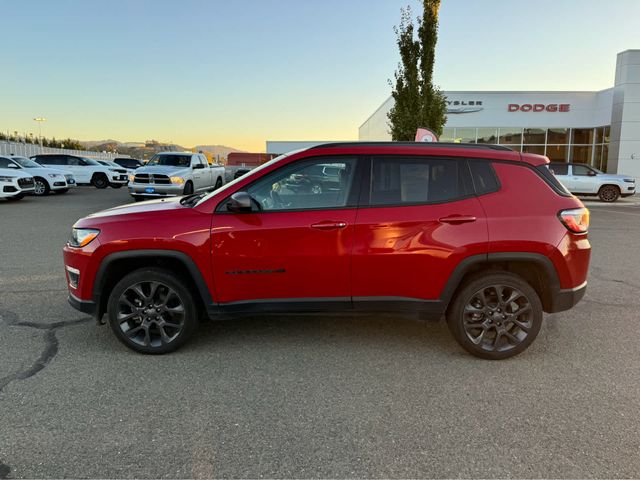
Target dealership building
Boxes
[358,50,640,177]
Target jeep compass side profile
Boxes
[63,143,590,359]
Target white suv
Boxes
[30,154,128,189]
[549,162,636,202]
[0,167,35,200]
[0,155,75,195]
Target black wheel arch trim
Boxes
[92,249,216,319]
[439,252,565,312]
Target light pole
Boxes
[33,117,46,146]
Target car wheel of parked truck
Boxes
[215,177,223,189]
[107,268,198,354]
[446,272,543,360]
[183,181,194,195]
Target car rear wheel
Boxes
[33,177,50,196]
[183,181,194,195]
[446,272,543,360]
[92,174,109,189]
[598,185,620,202]
[107,268,198,354]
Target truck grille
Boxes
[134,173,172,185]
[18,177,34,188]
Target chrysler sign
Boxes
[446,100,483,114]
[508,103,571,112]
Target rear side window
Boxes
[549,163,568,175]
[370,157,469,205]
[468,160,500,195]
[536,165,571,196]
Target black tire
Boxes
[107,268,198,354]
[214,177,223,190]
[6,194,24,201]
[183,181,194,195]
[92,174,109,189]
[598,185,620,202]
[55,188,69,194]
[110,184,123,189]
[446,272,543,360]
[33,177,50,196]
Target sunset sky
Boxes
[2,0,640,152]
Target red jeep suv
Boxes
[63,143,590,359]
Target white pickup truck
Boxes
[128,152,225,201]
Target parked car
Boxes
[127,152,225,201]
[64,142,591,359]
[1,155,75,195]
[95,160,130,185]
[548,162,636,202]
[113,157,144,171]
[31,154,128,189]
[0,166,35,200]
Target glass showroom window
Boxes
[476,128,498,144]
[522,145,545,155]
[547,128,569,144]
[571,145,593,164]
[441,128,455,142]
[455,128,476,143]
[546,145,568,162]
[499,128,523,145]
[571,128,594,145]
[523,128,546,144]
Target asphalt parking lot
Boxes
[1,187,640,478]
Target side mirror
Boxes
[193,163,205,170]
[6,163,18,168]
[226,192,254,213]
[588,170,597,176]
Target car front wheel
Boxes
[446,272,543,360]
[92,174,109,189]
[598,185,620,202]
[34,177,50,196]
[107,268,198,354]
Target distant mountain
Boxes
[193,145,246,157]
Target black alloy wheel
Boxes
[447,273,543,359]
[107,268,198,354]
[92,174,109,189]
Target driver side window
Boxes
[246,157,357,211]
[573,164,593,176]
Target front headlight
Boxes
[170,176,185,185]
[0,176,16,182]
[128,174,135,182]
[69,228,100,248]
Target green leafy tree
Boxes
[388,1,447,140]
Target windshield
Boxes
[194,151,297,207]
[147,154,191,167]
[12,157,42,168]
[82,157,100,165]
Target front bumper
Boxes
[128,183,185,197]
[68,293,97,315]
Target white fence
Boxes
[0,141,128,160]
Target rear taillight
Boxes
[558,208,589,233]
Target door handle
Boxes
[439,215,477,225]
[311,221,347,230]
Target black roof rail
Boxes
[309,141,513,152]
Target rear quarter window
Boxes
[468,160,500,195]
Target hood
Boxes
[24,166,72,176]
[135,165,189,176]
[598,172,636,181]
[0,167,33,179]
[83,196,186,220]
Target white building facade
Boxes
[359,50,640,177]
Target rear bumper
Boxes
[548,281,587,313]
